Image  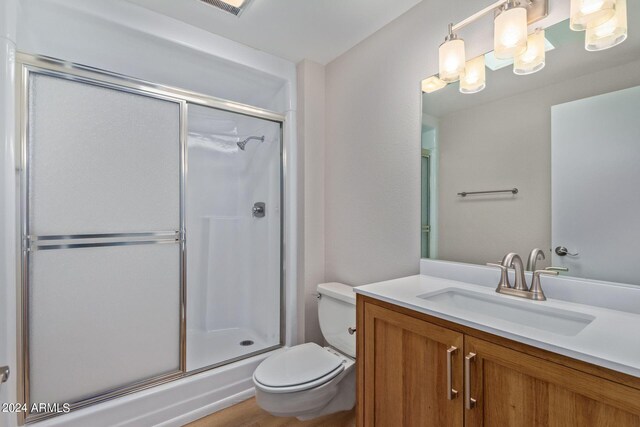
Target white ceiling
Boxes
[125,0,423,65]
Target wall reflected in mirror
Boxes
[421,13,640,286]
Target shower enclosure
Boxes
[186,104,282,372]
[15,53,284,423]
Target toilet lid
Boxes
[253,343,344,389]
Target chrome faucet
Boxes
[526,248,545,272]
[486,252,559,301]
[502,253,527,291]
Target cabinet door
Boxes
[360,302,464,427]
[464,336,640,427]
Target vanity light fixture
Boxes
[585,0,627,51]
[431,0,547,93]
[423,0,627,95]
[460,56,486,94]
[439,24,466,83]
[494,0,529,59]
[569,0,616,31]
[422,75,447,93]
[514,29,546,75]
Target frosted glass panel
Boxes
[28,243,180,404]
[28,74,180,235]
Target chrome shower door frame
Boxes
[15,53,287,424]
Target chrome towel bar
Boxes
[458,188,518,197]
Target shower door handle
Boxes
[0,366,9,384]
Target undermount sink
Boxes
[417,288,595,336]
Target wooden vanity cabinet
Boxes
[357,295,640,427]
[465,337,640,427]
[361,302,464,426]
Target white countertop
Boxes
[355,274,640,378]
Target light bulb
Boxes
[514,29,546,75]
[595,20,617,37]
[460,56,486,94]
[421,75,447,93]
[494,3,528,60]
[585,0,627,51]
[570,0,615,31]
[220,0,246,6]
[580,0,605,14]
[439,29,465,83]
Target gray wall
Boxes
[322,0,567,286]
[437,59,640,266]
[297,59,326,344]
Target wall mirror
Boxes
[421,12,640,286]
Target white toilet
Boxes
[253,282,356,420]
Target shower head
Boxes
[237,135,264,151]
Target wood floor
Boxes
[186,398,356,427]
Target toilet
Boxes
[253,282,356,420]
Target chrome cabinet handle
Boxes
[465,353,477,410]
[446,346,458,400]
[555,246,579,257]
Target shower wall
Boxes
[186,105,282,371]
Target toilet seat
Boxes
[253,343,346,393]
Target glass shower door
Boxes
[186,104,282,371]
[22,71,183,417]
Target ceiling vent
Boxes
[199,0,253,17]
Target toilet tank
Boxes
[317,282,356,358]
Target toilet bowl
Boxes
[253,282,356,420]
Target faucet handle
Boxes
[545,266,569,273]
[534,269,559,277]
[486,262,506,269]
[486,263,511,290]
[529,270,558,301]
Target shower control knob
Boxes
[252,202,266,218]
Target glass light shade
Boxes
[570,0,616,31]
[585,0,627,51]
[494,6,528,60]
[459,56,486,94]
[422,75,447,93]
[439,38,466,83]
[221,0,246,6]
[514,29,546,75]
